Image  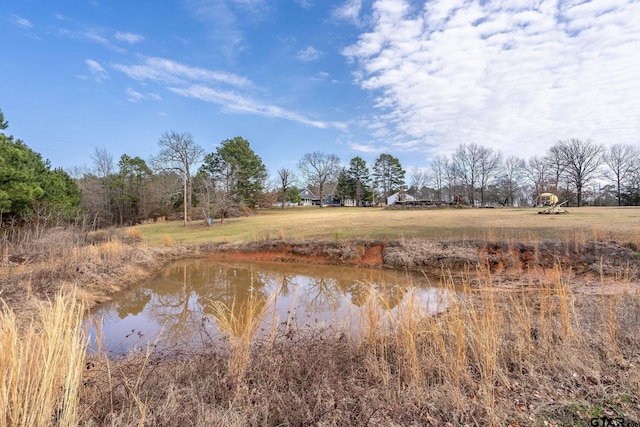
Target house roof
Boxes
[300,188,318,199]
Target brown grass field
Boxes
[135,206,640,245]
[1,206,640,426]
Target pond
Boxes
[87,260,451,354]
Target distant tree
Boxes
[477,146,502,206]
[603,144,638,206]
[452,143,503,206]
[522,156,550,202]
[214,137,267,208]
[0,109,7,130]
[255,188,278,208]
[551,138,604,206]
[443,156,461,203]
[335,168,353,204]
[89,147,115,226]
[372,153,406,202]
[347,156,371,206]
[39,168,83,223]
[0,111,81,225]
[287,187,302,205]
[544,144,566,194]
[198,152,241,223]
[621,167,640,206]
[115,154,152,224]
[407,167,430,199]
[492,155,525,207]
[154,131,204,225]
[429,155,448,202]
[452,143,482,206]
[298,152,341,208]
[592,184,618,206]
[0,137,45,218]
[144,171,183,219]
[277,168,296,210]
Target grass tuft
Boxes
[0,291,86,427]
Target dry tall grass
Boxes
[0,292,86,427]
[0,266,635,425]
[73,267,640,426]
[207,289,277,384]
[359,267,579,421]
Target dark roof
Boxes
[300,188,318,199]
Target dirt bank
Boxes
[207,238,640,283]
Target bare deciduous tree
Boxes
[277,168,297,210]
[429,155,447,202]
[90,147,114,228]
[552,138,604,206]
[494,155,525,206]
[453,143,482,206]
[545,144,566,194]
[408,167,430,199]
[477,146,502,206]
[154,131,204,225]
[522,156,550,201]
[298,152,340,208]
[604,144,638,206]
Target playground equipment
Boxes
[537,193,568,214]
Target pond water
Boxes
[87,260,451,354]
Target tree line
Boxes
[1,110,82,232]
[1,108,639,231]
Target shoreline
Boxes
[2,229,638,327]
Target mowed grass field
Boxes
[135,206,640,245]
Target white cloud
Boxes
[294,0,314,9]
[115,31,144,44]
[11,15,33,29]
[55,27,125,52]
[125,88,161,102]
[113,56,345,130]
[333,0,363,24]
[297,46,322,62]
[168,85,346,130]
[113,57,252,87]
[85,59,109,82]
[343,0,640,159]
[347,141,385,153]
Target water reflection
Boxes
[88,260,450,353]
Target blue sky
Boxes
[2,0,639,181]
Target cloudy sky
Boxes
[1,0,639,177]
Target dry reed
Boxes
[207,287,277,385]
[0,291,86,427]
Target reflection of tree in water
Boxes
[115,288,152,319]
[143,263,206,345]
[297,277,344,314]
[256,266,415,315]
[276,274,295,297]
[118,261,273,345]
[102,260,441,349]
[199,266,269,335]
[345,280,407,309]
